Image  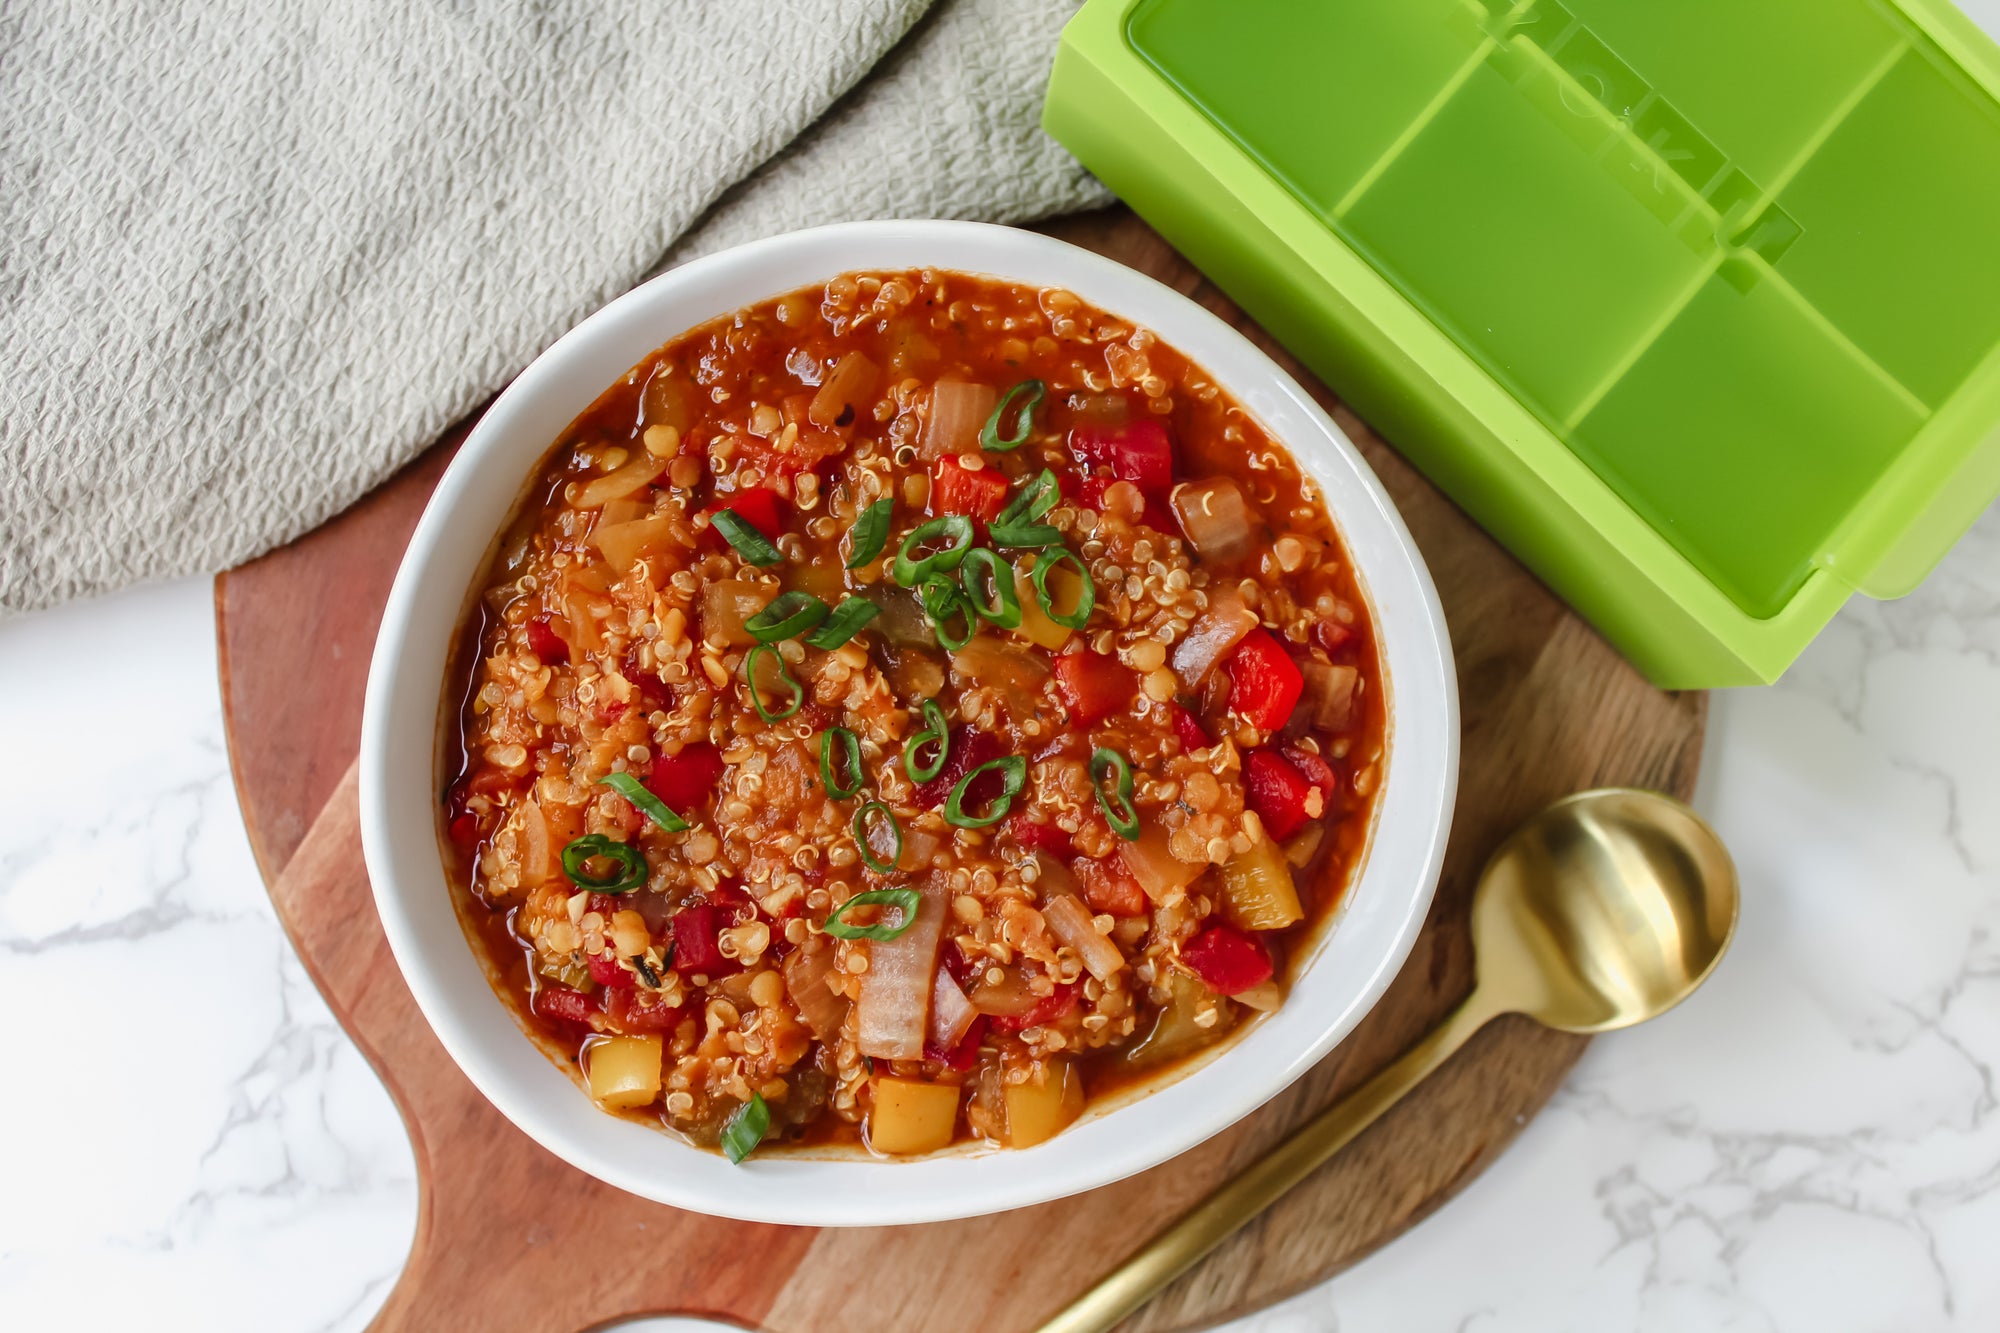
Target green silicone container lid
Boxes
[1046,0,2000,684]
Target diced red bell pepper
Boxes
[527,614,570,664]
[1280,744,1339,799]
[644,742,725,814]
[1052,648,1136,727]
[671,903,735,977]
[621,650,675,714]
[701,485,785,545]
[1169,703,1211,753]
[1009,814,1075,859]
[913,726,1003,810]
[587,949,636,990]
[930,454,1010,523]
[1076,474,1177,535]
[533,985,598,1026]
[446,809,480,847]
[1244,747,1315,842]
[925,1013,989,1071]
[604,988,684,1034]
[1313,619,1353,654]
[990,981,1082,1034]
[1180,925,1274,996]
[1069,420,1175,501]
[1226,629,1305,732]
[1077,858,1148,917]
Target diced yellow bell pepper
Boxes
[1012,561,1077,651]
[586,1034,663,1109]
[868,1076,961,1155]
[1004,1059,1085,1147]
[1219,838,1304,930]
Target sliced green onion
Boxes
[943,755,1028,829]
[721,1092,769,1165]
[596,772,689,833]
[845,498,894,569]
[959,548,1022,629]
[560,834,648,893]
[711,509,782,566]
[990,469,1062,548]
[980,379,1046,451]
[820,727,864,800]
[904,698,949,783]
[892,514,976,587]
[1090,747,1141,841]
[919,575,977,651]
[744,590,829,644]
[1033,548,1096,630]
[743,643,803,723]
[804,596,880,650]
[851,802,903,875]
[824,886,924,941]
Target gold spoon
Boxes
[1040,788,1739,1333]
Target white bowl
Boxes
[360,220,1458,1227]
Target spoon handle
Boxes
[1037,989,1504,1333]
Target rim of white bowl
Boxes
[359,219,1458,1227]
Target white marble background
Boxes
[4,3,1999,1319]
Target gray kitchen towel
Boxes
[0,0,1110,616]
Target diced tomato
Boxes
[930,454,1010,523]
[1181,925,1274,996]
[700,485,785,545]
[1052,648,1135,727]
[925,1014,989,1071]
[533,985,597,1026]
[1244,747,1315,841]
[447,811,479,847]
[622,650,675,714]
[1076,474,1177,534]
[1076,858,1148,917]
[1281,743,1338,800]
[941,942,981,989]
[671,903,735,977]
[1009,814,1075,859]
[913,726,1003,810]
[1226,629,1305,732]
[604,988,684,1034]
[527,614,570,664]
[587,949,635,990]
[1069,420,1175,501]
[1313,619,1353,654]
[990,981,1082,1034]
[1169,703,1210,753]
[644,742,725,814]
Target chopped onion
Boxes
[573,452,668,508]
[969,963,1043,1018]
[898,822,943,872]
[928,967,978,1051]
[855,886,945,1060]
[1032,852,1081,899]
[784,939,851,1043]
[950,637,1051,720]
[809,351,880,430]
[1301,661,1360,731]
[1171,477,1255,561]
[700,579,769,647]
[1042,894,1125,982]
[1171,587,1259,690]
[514,798,552,886]
[1119,823,1206,902]
[1283,823,1326,869]
[591,516,676,574]
[1234,978,1282,1012]
[923,380,998,459]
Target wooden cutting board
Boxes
[216,209,1705,1333]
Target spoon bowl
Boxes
[1472,788,1739,1034]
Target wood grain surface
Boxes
[215,209,1706,1332]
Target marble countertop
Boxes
[2,496,1991,1332]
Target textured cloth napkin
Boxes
[0,0,1109,616]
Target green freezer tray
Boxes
[1045,0,2000,686]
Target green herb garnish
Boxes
[820,726,864,800]
[721,1093,770,1165]
[804,596,880,650]
[990,468,1062,548]
[823,886,924,940]
[904,698,949,784]
[959,548,1022,629]
[918,575,977,651]
[743,643,804,723]
[1090,747,1141,842]
[596,772,689,833]
[851,802,903,875]
[845,498,894,569]
[711,509,782,566]
[559,834,648,893]
[1033,548,1096,630]
[980,379,1046,451]
[943,755,1028,829]
[892,514,975,587]
[631,954,662,988]
[744,590,829,643]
